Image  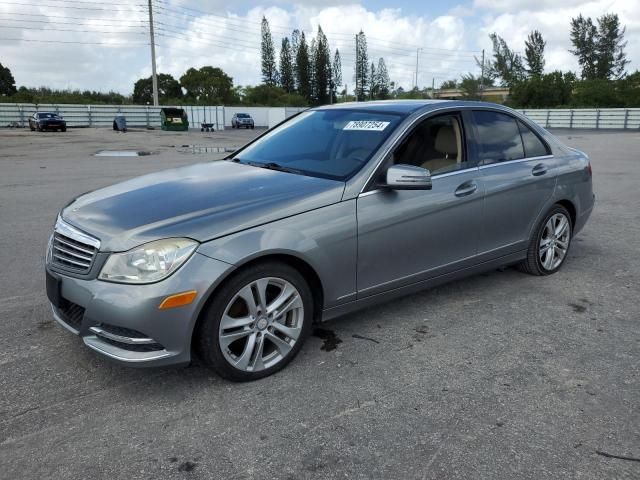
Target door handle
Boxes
[532,163,547,176]
[454,181,478,197]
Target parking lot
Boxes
[0,126,638,479]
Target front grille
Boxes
[58,298,85,330]
[51,231,98,274]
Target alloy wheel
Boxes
[538,213,571,271]
[218,277,304,372]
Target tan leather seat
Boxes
[421,123,460,172]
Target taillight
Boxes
[587,162,592,177]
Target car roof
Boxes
[314,99,515,115]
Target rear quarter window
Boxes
[517,120,550,158]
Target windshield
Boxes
[237,114,250,118]
[233,109,403,180]
[38,113,60,119]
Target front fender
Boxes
[197,200,358,309]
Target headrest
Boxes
[434,125,457,154]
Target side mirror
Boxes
[384,164,432,190]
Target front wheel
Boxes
[518,205,572,276]
[196,262,313,381]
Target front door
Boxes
[356,112,484,298]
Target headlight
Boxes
[99,238,198,284]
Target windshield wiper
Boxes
[242,160,302,175]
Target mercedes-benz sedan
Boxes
[45,100,594,381]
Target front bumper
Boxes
[41,122,65,130]
[46,252,234,367]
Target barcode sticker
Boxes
[343,120,390,131]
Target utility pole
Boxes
[432,77,435,99]
[355,34,359,102]
[479,48,485,100]
[415,48,423,89]
[148,0,159,106]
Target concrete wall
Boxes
[0,104,307,130]
[2,104,639,130]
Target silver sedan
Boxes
[45,100,595,381]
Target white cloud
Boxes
[477,0,640,76]
[0,1,638,96]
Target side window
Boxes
[518,120,550,158]
[472,111,524,164]
[393,113,466,175]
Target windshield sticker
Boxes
[343,120,391,131]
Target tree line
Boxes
[1,12,638,108]
[258,18,392,104]
[439,12,639,108]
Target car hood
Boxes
[62,161,345,252]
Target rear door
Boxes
[469,110,557,258]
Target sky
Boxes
[0,0,639,95]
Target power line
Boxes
[0,37,148,46]
[151,0,480,56]
[2,1,145,11]
[155,31,261,53]
[0,15,148,27]
[153,6,478,68]
[0,11,147,22]
[0,24,148,35]
[45,0,139,4]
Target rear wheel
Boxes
[518,204,572,276]
[196,262,313,381]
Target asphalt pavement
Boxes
[0,127,638,479]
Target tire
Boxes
[30,125,35,132]
[196,261,314,381]
[61,127,66,132]
[37,124,42,132]
[251,125,254,129]
[518,204,572,276]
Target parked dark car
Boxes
[231,113,254,129]
[45,100,594,381]
[29,112,67,132]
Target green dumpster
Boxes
[160,108,189,131]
